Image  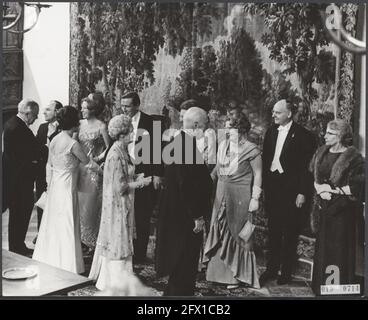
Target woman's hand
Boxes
[136,176,152,188]
[86,159,103,174]
[248,198,259,212]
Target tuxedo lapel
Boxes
[38,123,48,145]
[136,112,149,145]
[269,126,279,159]
[137,112,149,130]
[49,126,60,142]
[280,122,296,157]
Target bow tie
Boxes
[278,125,288,131]
[49,122,57,130]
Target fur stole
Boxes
[310,145,363,234]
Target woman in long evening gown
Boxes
[89,114,151,291]
[33,106,90,273]
[204,113,262,289]
[77,96,110,250]
[310,119,365,296]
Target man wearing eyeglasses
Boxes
[260,99,317,286]
[3,99,43,256]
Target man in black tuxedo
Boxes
[156,107,212,296]
[35,100,63,231]
[120,92,164,264]
[260,99,316,286]
[3,99,43,256]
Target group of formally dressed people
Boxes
[2,94,364,296]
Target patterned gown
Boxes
[77,120,106,248]
[89,141,136,290]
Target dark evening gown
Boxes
[311,151,363,295]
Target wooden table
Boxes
[2,249,93,296]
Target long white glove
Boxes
[119,177,152,196]
[248,185,262,212]
[248,198,259,212]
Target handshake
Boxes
[134,174,153,189]
[119,174,152,196]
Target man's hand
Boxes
[193,217,205,234]
[295,194,306,208]
[152,176,163,190]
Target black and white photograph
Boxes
[1,2,366,299]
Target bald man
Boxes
[156,107,213,296]
[260,99,316,286]
[3,99,43,256]
[179,99,199,126]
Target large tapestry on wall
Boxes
[69,2,359,251]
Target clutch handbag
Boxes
[238,212,255,243]
[35,192,47,210]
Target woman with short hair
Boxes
[204,112,262,289]
[89,114,151,291]
[33,106,92,273]
[310,119,365,295]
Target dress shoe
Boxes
[259,270,278,287]
[227,284,240,290]
[277,275,292,285]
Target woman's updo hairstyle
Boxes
[228,111,252,136]
[56,106,80,130]
[82,95,104,117]
[108,114,132,140]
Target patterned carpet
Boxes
[2,209,314,298]
[69,236,314,297]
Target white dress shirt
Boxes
[270,120,293,174]
[196,129,217,165]
[128,111,141,160]
[47,121,58,146]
